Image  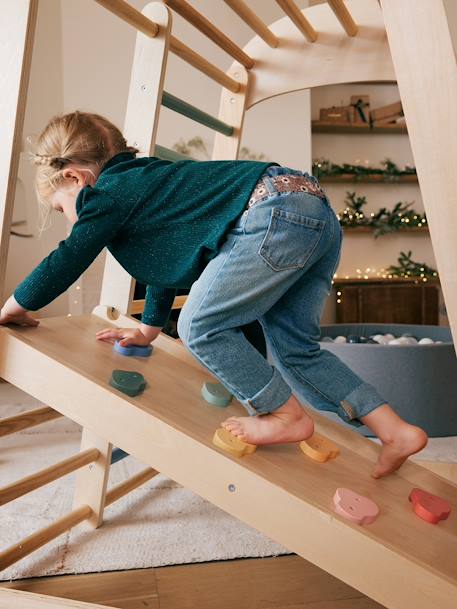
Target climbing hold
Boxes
[109,370,147,397]
[300,433,340,463]
[202,382,232,407]
[409,488,452,524]
[213,428,256,457]
[333,488,380,525]
[114,340,153,357]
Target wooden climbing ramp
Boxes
[2,1,457,608]
[1,308,457,609]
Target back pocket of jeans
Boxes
[258,207,325,271]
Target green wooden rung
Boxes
[154,145,195,163]
[162,91,234,136]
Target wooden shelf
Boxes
[312,121,407,134]
[342,226,428,233]
[318,174,418,183]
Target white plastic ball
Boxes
[384,333,395,341]
[373,334,389,345]
[418,337,434,344]
[388,339,403,345]
[334,335,347,343]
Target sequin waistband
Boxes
[247,172,327,208]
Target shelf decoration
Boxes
[386,251,438,281]
[313,157,417,181]
[338,191,427,237]
[369,100,404,128]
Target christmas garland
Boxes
[338,192,427,237]
[312,157,417,180]
[386,251,438,280]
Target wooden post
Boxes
[381,0,457,345]
[0,0,38,302]
[99,2,171,316]
[73,428,112,528]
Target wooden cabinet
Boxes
[334,279,439,324]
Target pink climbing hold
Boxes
[409,488,452,524]
[333,488,380,525]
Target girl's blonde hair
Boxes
[30,111,139,229]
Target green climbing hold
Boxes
[109,370,147,397]
[201,382,232,408]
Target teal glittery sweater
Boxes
[14,152,275,326]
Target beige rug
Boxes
[2,384,456,582]
[0,384,289,581]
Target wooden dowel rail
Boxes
[0,406,62,437]
[169,35,241,92]
[130,294,187,315]
[162,91,234,136]
[164,0,255,69]
[327,0,358,36]
[223,0,279,48]
[0,448,100,506]
[95,0,159,37]
[0,505,92,570]
[105,467,159,506]
[95,0,240,92]
[275,0,317,42]
[154,145,195,163]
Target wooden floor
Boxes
[3,555,384,609]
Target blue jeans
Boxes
[177,167,386,426]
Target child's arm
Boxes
[11,187,127,315]
[96,285,177,345]
[0,295,39,326]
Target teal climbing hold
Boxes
[201,382,232,408]
[109,370,146,397]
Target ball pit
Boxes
[318,323,456,437]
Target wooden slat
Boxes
[0,589,117,609]
[169,35,241,92]
[223,0,279,48]
[1,314,457,609]
[327,0,358,36]
[164,0,254,69]
[0,505,92,570]
[105,467,159,505]
[381,0,457,346]
[275,0,318,42]
[94,0,159,37]
[0,406,62,437]
[0,448,99,506]
[0,0,38,301]
[213,65,248,160]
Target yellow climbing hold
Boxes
[300,432,340,463]
[213,428,257,457]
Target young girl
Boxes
[0,111,427,477]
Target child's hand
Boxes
[96,325,160,347]
[0,296,39,327]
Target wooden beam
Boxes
[327,0,358,36]
[0,448,100,506]
[275,0,318,42]
[0,0,38,301]
[381,0,457,346]
[0,406,62,437]
[164,0,255,69]
[223,0,279,48]
[213,65,248,160]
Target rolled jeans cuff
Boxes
[338,381,386,427]
[243,367,292,416]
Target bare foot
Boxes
[372,423,428,478]
[221,395,314,445]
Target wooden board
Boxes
[0,313,456,609]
